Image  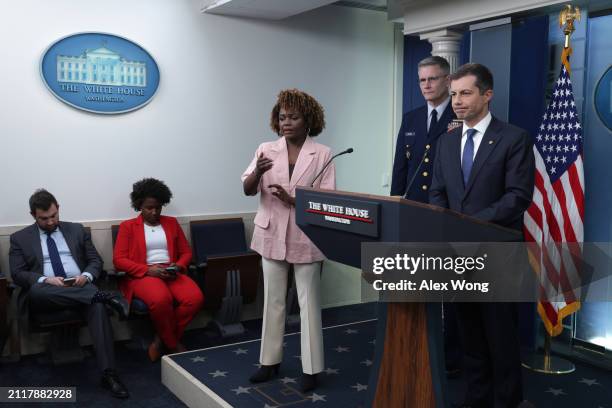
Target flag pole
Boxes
[521,4,581,375]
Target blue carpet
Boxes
[2,301,611,407]
[168,319,377,407]
[521,360,611,407]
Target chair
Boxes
[190,218,261,337]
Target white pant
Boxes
[259,257,324,374]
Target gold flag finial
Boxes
[559,4,581,49]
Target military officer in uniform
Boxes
[391,56,456,200]
[390,55,462,378]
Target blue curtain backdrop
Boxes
[509,14,549,351]
[402,35,432,113]
[509,15,549,138]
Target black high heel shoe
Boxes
[249,363,280,383]
[301,373,318,392]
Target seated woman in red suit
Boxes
[113,178,204,361]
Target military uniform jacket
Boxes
[390,103,455,203]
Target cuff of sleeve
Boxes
[37,276,47,283]
[82,272,94,282]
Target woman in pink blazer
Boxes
[242,89,335,392]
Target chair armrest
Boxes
[105,269,127,278]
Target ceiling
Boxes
[201,0,388,20]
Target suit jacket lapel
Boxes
[30,224,44,267]
[448,128,465,196]
[464,117,502,197]
[269,137,289,186]
[135,215,146,261]
[59,222,79,263]
[290,136,316,189]
[160,216,174,259]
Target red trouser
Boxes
[131,274,203,349]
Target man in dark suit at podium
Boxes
[429,63,535,408]
[391,55,456,201]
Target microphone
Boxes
[404,144,431,198]
[310,148,353,187]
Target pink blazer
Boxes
[242,136,336,263]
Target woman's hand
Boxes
[146,265,175,280]
[268,184,295,206]
[244,152,273,196]
[255,152,273,176]
[168,263,184,275]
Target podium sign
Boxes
[300,189,380,238]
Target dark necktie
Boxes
[462,128,477,186]
[428,109,438,136]
[45,231,67,278]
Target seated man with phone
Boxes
[9,189,130,399]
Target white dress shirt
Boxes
[38,227,93,283]
[427,97,451,132]
[460,111,492,164]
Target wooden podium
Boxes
[295,187,521,408]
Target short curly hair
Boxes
[130,178,173,211]
[270,89,326,137]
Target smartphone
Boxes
[165,266,178,274]
[63,277,77,286]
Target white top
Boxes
[427,96,450,132]
[460,111,492,164]
[144,224,170,264]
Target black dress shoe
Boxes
[107,295,129,319]
[301,373,317,392]
[101,369,129,399]
[92,291,129,318]
[249,363,280,383]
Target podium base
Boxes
[521,353,575,374]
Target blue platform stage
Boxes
[162,319,377,407]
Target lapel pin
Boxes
[488,140,494,145]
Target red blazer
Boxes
[113,214,192,302]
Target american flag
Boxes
[523,47,584,337]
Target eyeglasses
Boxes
[419,76,442,84]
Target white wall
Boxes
[0,0,397,227]
[0,1,400,318]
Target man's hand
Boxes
[44,277,65,287]
[73,275,89,287]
